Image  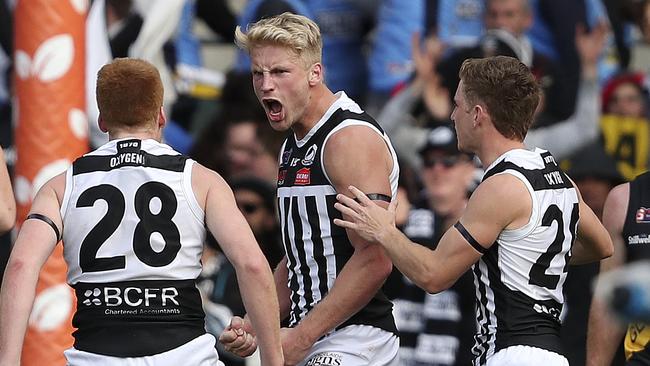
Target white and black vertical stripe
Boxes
[304,196,329,308]
[472,246,499,365]
[279,196,301,325]
[278,186,342,326]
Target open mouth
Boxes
[262,98,284,122]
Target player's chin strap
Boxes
[26,213,62,242]
[454,221,487,254]
[355,193,392,203]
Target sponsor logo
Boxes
[82,286,179,308]
[295,168,310,185]
[301,144,318,166]
[533,302,561,322]
[110,152,145,167]
[636,207,650,223]
[628,234,650,245]
[306,352,342,366]
[278,169,287,186]
[282,149,293,166]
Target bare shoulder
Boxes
[29,172,67,222]
[472,173,530,203]
[605,182,629,210]
[324,125,392,191]
[191,161,223,184]
[466,173,531,228]
[191,162,234,208]
[602,182,629,231]
[40,172,67,205]
[325,125,387,155]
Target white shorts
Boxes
[485,345,568,366]
[299,325,399,366]
[64,333,223,366]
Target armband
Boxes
[26,213,61,242]
[355,193,391,203]
[453,221,487,254]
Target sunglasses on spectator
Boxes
[423,155,467,168]
[239,202,262,214]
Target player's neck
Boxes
[108,128,161,143]
[293,85,336,140]
[477,138,525,169]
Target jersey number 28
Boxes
[77,183,181,272]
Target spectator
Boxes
[628,0,650,73]
[386,125,476,365]
[437,0,573,123]
[600,72,650,181]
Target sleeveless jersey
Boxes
[276,92,399,334]
[621,171,650,361]
[60,139,207,357]
[472,148,579,365]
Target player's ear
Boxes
[308,63,322,86]
[158,106,166,129]
[473,104,485,127]
[98,114,108,133]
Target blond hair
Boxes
[234,12,322,68]
[459,56,540,141]
[96,58,163,128]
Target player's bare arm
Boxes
[278,125,394,363]
[335,173,530,293]
[193,164,283,366]
[586,183,627,366]
[271,257,292,320]
[220,256,293,358]
[569,181,614,265]
[0,173,65,364]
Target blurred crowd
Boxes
[2,0,650,365]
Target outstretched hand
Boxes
[333,186,397,243]
[576,20,608,69]
[218,316,257,357]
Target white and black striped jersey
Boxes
[277,92,399,334]
[60,139,207,357]
[471,148,579,365]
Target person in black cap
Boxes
[386,124,477,365]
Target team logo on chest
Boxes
[295,167,311,185]
[302,144,318,166]
[636,207,650,223]
[282,148,293,166]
